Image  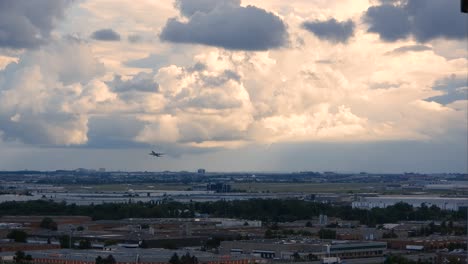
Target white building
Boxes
[352,195,468,211]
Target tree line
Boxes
[0,199,464,225]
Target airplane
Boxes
[149,151,164,157]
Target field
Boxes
[231,182,382,193]
[64,182,383,193]
[64,183,190,192]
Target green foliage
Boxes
[104,240,118,246]
[59,235,70,248]
[0,200,463,225]
[95,255,116,264]
[169,253,180,264]
[78,239,92,249]
[318,228,336,239]
[384,255,432,264]
[7,230,28,243]
[292,252,301,262]
[382,230,398,238]
[205,237,222,249]
[14,251,32,264]
[180,252,198,264]
[40,217,58,230]
[169,252,198,264]
[139,240,148,248]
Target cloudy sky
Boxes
[0,0,466,173]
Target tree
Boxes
[96,255,116,264]
[382,230,398,239]
[318,228,336,239]
[139,240,148,248]
[59,235,70,248]
[292,252,301,262]
[169,253,181,264]
[78,239,92,249]
[14,251,32,264]
[104,240,118,246]
[7,230,28,243]
[40,217,57,230]
[105,255,116,264]
[181,253,198,264]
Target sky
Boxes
[0,0,466,173]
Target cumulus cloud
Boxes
[128,47,466,149]
[160,0,288,50]
[0,40,109,145]
[91,29,121,41]
[0,0,466,154]
[303,18,355,43]
[365,0,467,42]
[0,0,70,49]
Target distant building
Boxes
[197,169,206,174]
[207,183,231,193]
[438,250,467,264]
[0,247,255,264]
[220,239,386,260]
[352,195,468,211]
[319,214,328,225]
[0,242,60,252]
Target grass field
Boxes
[64,183,190,192]
[231,182,382,193]
[63,182,383,193]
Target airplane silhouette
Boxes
[149,151,164,157]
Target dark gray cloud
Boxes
[108,73,159,93]
[161,0,287,50]
[365,4,411,41]
[386,44,432,54]
[91,29,121,41]
[303,18,355,43]
[365,0,467,42]
[425,75,467,105]
[0,0,70,49]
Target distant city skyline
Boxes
[0,0,466,173]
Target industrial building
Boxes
[352,195,468,211]
[220,239,387,260]
[0,248,255,264]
